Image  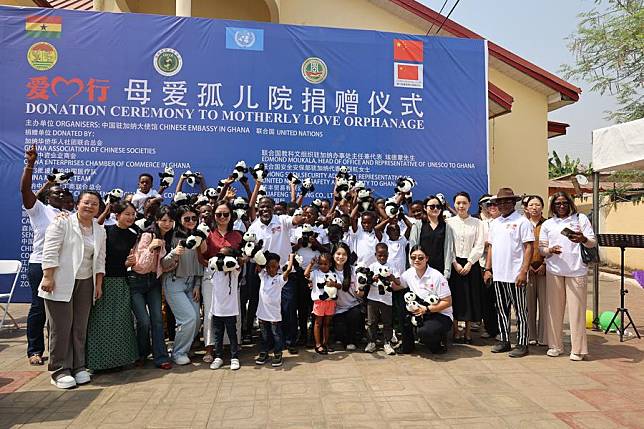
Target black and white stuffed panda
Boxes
[287,173,301,186]
[134,217,153,232]
[251,163,268,181]
[404,291,428,327]
[231,161,248,181]
[334,177,350,201]
[357,189,374,213]
[336,165,350,180]
[173,192,189,206]
[159,166,175,188]
[311,199,323,210]
[331,217,345,228]
[301,177,315,195]
[257,184,267,199]
[384,198,401,218]
[317,272,338,301]
[242,231,267,266]
[104,188,124,205]
[283,254,304,273]
[47,168,74,184]
[208,254,240,273]
[232,196,248,220]
[181,222,210,249]
[395,176,416,195]
[299,223,315,247]
[204,187,218,200]
[355,263,374,293]
[375,266,392,295]
[194,194,210,208]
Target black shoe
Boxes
[491,341,511,353]
[255,352,268,365]
[271,353,283,367]
[242,335,253,345]
[288,346,298,355]
[509,345,529,358]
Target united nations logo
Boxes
[234,30,256,48]
[27,42,58,71]
[154,48,183,77]
[301,57,328,84]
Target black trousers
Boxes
[482,274,499,337]
[241,263,260,336]
[332,305,363,346]
[401,312,453,353]
[294,269,312,342]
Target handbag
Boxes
[577,214,599,264]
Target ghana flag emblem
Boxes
[25,15,62,39]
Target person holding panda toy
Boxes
[399,245,453,354]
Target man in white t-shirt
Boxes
[20,145,66,365]
[484,188,534,358]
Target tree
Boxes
[561,0,643,122]
[548,150,592,178]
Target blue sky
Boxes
[419,0,618,164]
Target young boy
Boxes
[209,247,242,371]
[256,252,294,367]
[351,211,382,267]
[363,243,401,355]
[130,173,166,215]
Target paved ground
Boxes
[1,272,643,429]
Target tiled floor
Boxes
[1,272,642,428]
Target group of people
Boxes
[20,145,597,390]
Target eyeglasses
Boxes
[182,216,198,222]
[497,199,515,205]
[426,204,441,210]
[553,201,570,207]
[486,202,498,207]
[410,255,426,261]
[214,212,231,218]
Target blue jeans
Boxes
[163,276,200,359]
[259,320,283,354]
[280,275,297,347]
[26,263,46,357]
[213,316,239,359]
[128,272,169,366]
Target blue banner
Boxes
[0,6,488,302]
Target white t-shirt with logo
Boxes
[247,215,294,266]
[291,225,330,269]
[539,213,595,277]
[352,225,380,267]
[25,200,62,264]
[400,266,453,320]
[367,262,400,306]
[131,189,161,214]
[382,236,408,275]
[256,270,286,322]
[209,269,241,317]
[488,211,535,283]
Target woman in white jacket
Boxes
[39,190,106,389]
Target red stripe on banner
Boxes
[26,15,62,24]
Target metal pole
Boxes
[592,170,600,327]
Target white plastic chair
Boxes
[0,260,22,330]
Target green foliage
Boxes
[561,0,644,123]
[548,150,592,178]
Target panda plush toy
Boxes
[395,176,416,195]
[47,168,74,184]
[283,254,304,273]
[299,223,315,247]
[208,254,239,273]
[181,222,210,249]
[231,160,248,181]
[242,232,267,266]
[375,266,392,295]
[334,177,350,201]
[203,187,218,200]
[287,173,301,186]
[301,178,315,195]
[336,165,350,180]
[182,170,200,188]
[159,166,175,188]
[404,291,427,327]
[384,198,401,218]
[317,272,338,301]
[357,189,374,213]
[104,188,123,205]
[232,196,248,220]
[173,192,189,206]
[311,199,323,210]
[251,163,268,181]
[355,263,374,293]
[194,194,210,208]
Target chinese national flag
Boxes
[394,39,423,62]
[397,64,419,80]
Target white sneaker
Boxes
[391,333,398,344]
[210,358,224,370]
[73,370,91,385]
[569,353,584,361]
[230,358,240,370]
[364,342,376,353]
[346,344,357,351]
[173,355,191,365]
[51,375,76,389]
[384,343,396,355]
[546,348,562,357]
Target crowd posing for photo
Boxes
[19,145,597,389]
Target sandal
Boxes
[315,345,326,355]
[202,354,214,364]
[28,354,44,366]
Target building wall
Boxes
[104,0,271,21]
[600,201,644,270]
[2,0,37,7]
[488,68,549,198]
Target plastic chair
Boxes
[0,260,22,330]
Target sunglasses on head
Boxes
[214,212,231,218]
[182,216,198,222]
[426,204,441,210]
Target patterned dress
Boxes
[86,225,138,370]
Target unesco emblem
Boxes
[154,48,183,77]
[27,42,58,71]
[234,30,256,48]
[301,57,328,84]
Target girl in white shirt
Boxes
[304,253,337,355]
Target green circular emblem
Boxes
[154,48,183,76]
[27,42,58,71]
[301,57,328,84]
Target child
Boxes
[363,243,401,355]
[130,173,166,215]
[209,247,242,371]
[304,253,336,354]
[255,252,294,367]
[350,211,382,267]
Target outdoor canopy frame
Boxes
[590,118,644,323]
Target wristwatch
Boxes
[483,267,492,273]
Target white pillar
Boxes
[176,0,191,17]
[93,0,105,11]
